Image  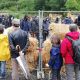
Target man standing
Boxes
[8,19,29,80]
[42,18,50,41]
[61,24,80,80]
[31,16,39,39]
[20,15,31,33]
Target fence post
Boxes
[37,10,44,79]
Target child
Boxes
[48,34,63,80]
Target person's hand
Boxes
[16,45,21,52]
[45,63,49,67]
[19,51,24,56]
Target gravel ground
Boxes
[2,64,66,80]
[1,69,66,80]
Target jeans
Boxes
[52,69,61,80]
[66,64,80,80]
[0,61,6,78]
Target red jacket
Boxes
[61,31,79,64]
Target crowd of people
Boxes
[54,15,80,26]
[0,15,14,28]
[0,14,80,80]
[0,14,80,41]
[0,15,50,41]
[20,15,50,41]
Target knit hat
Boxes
[12,18,20,25]
[69,24,77,32]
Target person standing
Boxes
[42,18,50,41]
[77,15,80,26]
[61,24,80,80]
[8,18,29,80]
[31,17,39,40]
[0,24,10,79]
[20,15,31,33]
[48,34,63,80]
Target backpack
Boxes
[66,35,80,64]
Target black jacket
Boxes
[31,19,39,33]
[9,28,29,58]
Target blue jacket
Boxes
[43,19,50,31]
[20,19,31,32]
[48,45,63,69]
[63,18,73,24]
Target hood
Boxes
[0,34,8,41]
[66,31,79,40]
[51,46,60,55]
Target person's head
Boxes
[24,15,29,21]
[12,18,20,27]
[0,24,4,34]
[69,24,77,32]
[51,34,60,45]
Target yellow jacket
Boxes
[0,34,10,61]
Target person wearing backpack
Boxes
[61,24,80,80]
[47,34,63,80]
